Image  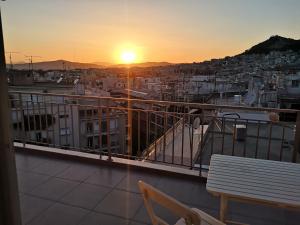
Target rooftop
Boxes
[16,148,300,225]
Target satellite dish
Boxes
[193,117,201,129]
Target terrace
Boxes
[16,148,300,225]
[6,91,300,225]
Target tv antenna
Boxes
[62,61,68,71]
[5,51,20,70]
[24,55,42,72]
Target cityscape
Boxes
[1,1,300,225]
[8,35,300,159]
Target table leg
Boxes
[220,195,228,222]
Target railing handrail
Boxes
[9,90,300,114]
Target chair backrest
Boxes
[138,180,225,225]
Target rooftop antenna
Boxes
[62,61,67,71]
[5,51,19,70]
[24,55,42,73]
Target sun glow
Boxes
[114,43,143,64]
[120,51,137,64]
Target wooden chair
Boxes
[138,180,226,225]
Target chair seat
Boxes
[175,208,220,225]
[175,218,210,225]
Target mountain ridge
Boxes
[12,59,102,70]
[12,60,172,70]
[242,35,300,55]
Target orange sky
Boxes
[2,0,300,64]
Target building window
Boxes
[292,80,299,88]
[101,121,107,132]
[111,140,119,146]
[87,136,93,148]
[59,114,69,119]
[13,122,21,129]
[94,136,99,148]
[86,122,93,133]
[102,135,107,146]
[110,119,118,129]
[87,110,93,117]
[60,128,70,135]
[79,110,85,117]
[36,132,42,142]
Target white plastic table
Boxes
[206,154,300,223]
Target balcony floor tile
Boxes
[84,166,126,188]
[29,177,79,201]
[16,153,49,171]
[17,170,50,194]
[94,189,143,219]
[32,159,71,176]
[20,194,55,225]
[61,183,111,210]
[130,221,148,225]
[27,203,89,225]
[56,163,97,182]
[78,212,130,225]
[116,170,159,193]
[155,176,197,204]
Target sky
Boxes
[1,0,300,64]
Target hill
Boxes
[13,60,102,70]
[13,60,172,70]
[242,35,300,55]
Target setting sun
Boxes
[120,51,136,64]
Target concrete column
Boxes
[0,9,22,225]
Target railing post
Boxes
[163,110,167,163]
[97,99,102,159]
[106,105,112,162]
[293,112,300,163]
[18,93,26,147]
[127,99,132,157]
[137,110,141,157]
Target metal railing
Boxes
[9,91,300,176]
